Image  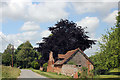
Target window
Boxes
[76,65,81,67]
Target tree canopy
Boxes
[15,41,40,68]
[2,44,13,66]
[2,41,41,69]
[37,19,96,65]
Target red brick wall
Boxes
[87,60,94,74]
[54,65,62,74]
[47,64,54,72]
[47,52,54,72]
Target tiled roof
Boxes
[54,48,79,65]
[58,54,65,58]
[54,48,94,65]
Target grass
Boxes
[31,69,71,78]
[30,68,120,79]
[109,68,120,73]
[2,65,21,78]
[94,75,120,78]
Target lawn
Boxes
[31,69,71,78]
[2,65,21,79]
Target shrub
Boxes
[31,61,40,69]
[89,70,94,77]
[78,72,81,78]
[43,63,48,72]
[14,64,17,67]
[80,67,88,78]
[59,73,62,75]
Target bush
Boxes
[14,64,17,67]
[31,61,40,69]
[80,67,88,78]
[78,72,81,78]
[95,69,108,75]
[43,63,48,72]
[89,70,94,77]
[20,66,23,69]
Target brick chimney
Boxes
[47,51,54,72]
[48,51,54,65]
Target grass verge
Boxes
[2,65,21,78]
[31,68,120,79]
[94,75,120,78]
[31,69,71,78]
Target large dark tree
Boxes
[37,19,96,65]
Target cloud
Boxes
[72,2,117,16]
[84,37,101,57]
[0,29,52,52]
[0,32,23,52]
[77,17,99,39]
[7,31,39,41]
[36,30,51,45]
[0,31,40,52]
[1,0,68,22]
[40,30,51,37]
[77,16,100,56]
[21,21,40,31]
[103,10,118,25]
[84,44,99,57]
[77,17,99,32]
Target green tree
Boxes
[15,41,40,68]
[90,12,120,74]
[2,44,13,66]
[43,63,48,72]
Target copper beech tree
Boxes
[36,19,96,65]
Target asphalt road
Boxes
[17,69,48,80]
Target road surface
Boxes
[17,69,48,80]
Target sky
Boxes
[0,0,119,56]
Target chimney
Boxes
[49,51,54,64]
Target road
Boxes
[17,69,48,80]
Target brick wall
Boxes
[61,64,79,76]
[67,51,94,74]
[54,65,62,74]
[87,60,94,74]
[47,64,54,72]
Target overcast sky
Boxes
[0,0,119,56]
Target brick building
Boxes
[47,48,94,76]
